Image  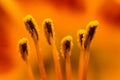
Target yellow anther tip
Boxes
[86,20,99,29]
[18,38,27,45]
[43,18,53,23]
[77,29,86,36]
[23,14,33,22]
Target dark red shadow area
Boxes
[17,0,86,12]
[0,28,14,74]
[0,52,14,74]
[46,0,85,12]
[99,1,120,27]
[0,6,14,74]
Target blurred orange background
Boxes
[0,0,120,80]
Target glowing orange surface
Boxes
[0,0,120,80]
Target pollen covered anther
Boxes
[18,38,28,61]
[84,20,99,50]
[42,18,55,45]
[24,15,39,42]
[61,36,73,58]
[77,29,86,47]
